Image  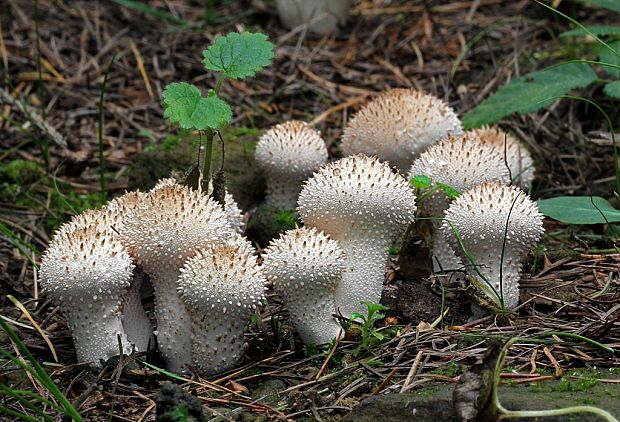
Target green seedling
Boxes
[348,301,389,357]
[162,31,274,197]
[410,174,460,202]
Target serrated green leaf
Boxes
[604,80,620,99]
[411,174,432,189]
[461,63,597,129]
[162,82,232,130]
[570,0,620,14]
[437,182,461,199]
[599,40,620,78]
[537,196,620,224]
[561,24,620,37]
[203,32,274,79]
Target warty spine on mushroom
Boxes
[467,126,535,189]
[263,227,344,345]
[441,181,544,310]
[119,180,232,373]
[177,234,265,374]
[255,120,328,210]
[341,88,463,171]
[409,134,511,283]
[297,154,417,317]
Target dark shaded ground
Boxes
[1,0,620,420]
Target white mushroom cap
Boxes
[40,220,135,366]
[467,126,535,189]
[119,183,232,373]
[298,155,416,317]
[441,182,544,310]
[177,236,265,374]
[409,134,511,280]
[263,227,344,345]
[341,89,463,171]
[255,121,328,210]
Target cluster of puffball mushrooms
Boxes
[41,88,544,374]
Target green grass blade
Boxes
[0,385,57,422]
[0,404,46,422]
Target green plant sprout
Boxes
[348,301,389,357]
[410,174,461,202]
[162,31,274,197]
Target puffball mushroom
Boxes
[177,235,265,374]
[263,227,344,345]
[119,181,232,373]
[467,126,535,189]
[276,0,353,34]
[298,155,417,317]
[409,134,511,281]
[255,121,328,210]
[341,89,463,171]
[40,211,136,366]
[441,182,544,310]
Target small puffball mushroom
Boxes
[341,89,463,171]
[467,126,535,189]
[298,155,417,317]
[441,182,544,310]
[40,215,135,366]
[263,227,344,345]
[409,134,511,281]
[119,181,232,373]
[177,236,265,374]
[255,121,328,210]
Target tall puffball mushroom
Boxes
[263,227,344,345]
[298,155,417,317]
[341,89,463,171]
[441,182,544,310]
[177,235,265,374]
[119,182,232,373]
[467,126,535,189]
[409,134,511,281]
[40,206,139,366]
[255,121,328,210]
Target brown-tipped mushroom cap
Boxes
[298,155,416,317]
[177,235,265,374]
[342,89,462,171]
[255,121,328,210]
[263,227,344,345]
[409,134,511,281]
[441,182,544,310]
[467,126,535,189]
[119,183,232,373]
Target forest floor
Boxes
[1,0,620,420]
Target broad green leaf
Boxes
[598,40,620,78]
[203,32,274,79]
[162,82,232,130]
[570,0,620,14]
[411,174,432,189]
[604,80,620,99]
[537,196,620,224]
[437,183,461,199]
[461,63,597,129]
[561,25,620,37]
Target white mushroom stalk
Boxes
[40,211,136,366]
[255,121,328,210]
[119,181,231,373]
[441,182,544,310]
[409,134,511,282]
[298,155,417,317]
[341,88,463,171]
[467,126,535,189]
[263,227,344,345]
[177,235,265,374]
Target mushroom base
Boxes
[189,316,248,375]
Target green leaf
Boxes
[350,312,365,321]
[411,174,432,189]
[604,81,620,99]
[437,182,461,199]
[561,24,620,37]
[162,82,232,130]
[461,63,597,129]
[203,32,275,79]
[537,196,620,224]
[599,40,620,78]
[569,0,620,14]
